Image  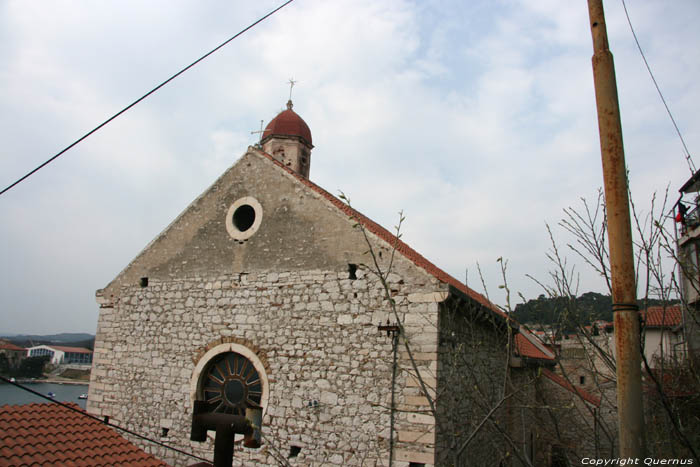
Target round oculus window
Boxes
[226,197,262,240]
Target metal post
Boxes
[587,0,646,458]
[389,332,398,466]
[379,321,401,466]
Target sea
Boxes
[0,381,89,409]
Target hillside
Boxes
[512,292,677,330]
[0,333,95,350]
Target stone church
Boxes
[87,100,594,466]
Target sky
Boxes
[1,0,698,334]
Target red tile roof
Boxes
[541,368,601,407]
[50,345,93,354]
[254,148,553,360]
[0,403,167,466]
[515,333,555,361]
[0,341,25,352]
[642,306,682,328]
[261,102,312,146]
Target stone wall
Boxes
[530,370,610,466]
[88,265,448,466]
[434,298,511,466]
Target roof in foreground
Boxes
[253,147,553,360]
[0,402,167,466]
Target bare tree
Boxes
[527,187,699,462]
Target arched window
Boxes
[199,352,263,415]
[191,342,270,416]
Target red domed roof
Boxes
[261,100,312,146]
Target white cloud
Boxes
[0,0,698,333]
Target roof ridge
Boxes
[251,147,505,319]
[518,328,556,359]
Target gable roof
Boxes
[541,368,601,407]
[642,306,682,328]
[0,403,166,466]
[253,148,500,311]
[252,148,553,360]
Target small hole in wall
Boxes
[579,376,585,385]
[161,427,169,437]
[103,416,110,424]
[348,264,357,280]
[379,250,383,259]
[289,445,302,458]
[409,463,425,467]
[139,277,149,288]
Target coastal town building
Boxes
[0,340,26,369]
[26,345,93,366]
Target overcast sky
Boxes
[1,0,698,335]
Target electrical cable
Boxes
[0,0,295,197]
[0,374,211,463]
[620,0,696,174]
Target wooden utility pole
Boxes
[587,0,646,458]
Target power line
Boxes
[0,0,295,197]
[0,375,210,463]
[620,0,696,175]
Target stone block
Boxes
[398,429,435,444]
[395,448,434,464]
[407,292,448,303]
[405,412,435,425]
[320,391,338,405]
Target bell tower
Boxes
[260,100,313,178]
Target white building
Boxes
[27,345,93,366]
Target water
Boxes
[0,382,89,409]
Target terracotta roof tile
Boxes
[253,148,557,361]
[0,403,167,467]
[642,306,682,327]
[0,341,25,351]
[541,368,601,406]
[255,149,502,312]
[261,106,312,146]
[46,345,92,354]
[514,333,555,361]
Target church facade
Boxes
[87,102,576,466]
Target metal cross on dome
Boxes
[288,78,297,101]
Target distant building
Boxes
[27,345,93,365]
[675,170,700,363]
[640,306,684,368]
[0,340,26,369]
